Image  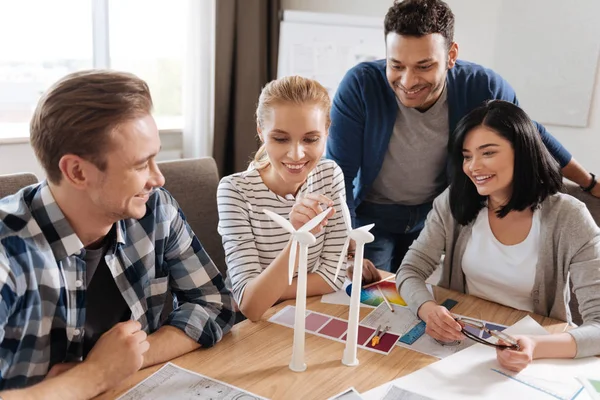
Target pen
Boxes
[377,286,394,313]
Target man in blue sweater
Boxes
[327,0,600,273]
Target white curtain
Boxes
[183,0,215,158]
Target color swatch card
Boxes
[269,305,400,355]
[360,303,509,359]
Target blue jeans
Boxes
[355,201,433,273]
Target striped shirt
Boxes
[217,159,347,305]
[0,182,235,390]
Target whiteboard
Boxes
[277,11,386,100]
[278,4,600,127]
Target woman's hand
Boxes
[496,335,535,372]
[346,258,382,284]
[418,301,464,342]
[289,194,335,234]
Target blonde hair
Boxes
[252,76,331,170]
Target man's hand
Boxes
[83,320,150,391]
[590,182,600,199]
[346,258,382,285]
[45,362,80,380]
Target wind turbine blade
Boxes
[263,209,295,234]
[298,207,331,233]
[356,223,375,233]
[339,193,353,231]
[334,238,350,282]
[289,239,297,285]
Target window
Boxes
[0,0,185,140]
[109,0,185,130]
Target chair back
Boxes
[0,173,39,199]
[159,157,226,277]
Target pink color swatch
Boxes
[341,325,376,346]
[272,306,296,326]
[318,319,348,338]
[305,313,330,332]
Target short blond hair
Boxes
[30,70,153,184]
[253,76,331,169]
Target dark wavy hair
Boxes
[384,0,455,49]
[448,100,563,225]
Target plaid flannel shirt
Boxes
[0,182,235,390]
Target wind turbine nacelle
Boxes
[349,230,375,244]
[294,231,317,245]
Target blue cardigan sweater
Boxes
[326,59,572,220]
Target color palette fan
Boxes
[345,280,407,307]
[269,306,400,355]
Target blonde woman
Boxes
[217,76,380,321]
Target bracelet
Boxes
[581,172,597,192]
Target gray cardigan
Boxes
[396,189,600,358]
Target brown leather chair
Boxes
[0,172,39,199]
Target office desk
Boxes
[96,286,567,400]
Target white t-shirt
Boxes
[217,159,347,305]
[462,207,541,312]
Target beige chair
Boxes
[159,157,226,278]
[0,172,39,199]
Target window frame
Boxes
[0,0,183,143]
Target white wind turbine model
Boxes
[334,193,375,366]
[263,207,332,372]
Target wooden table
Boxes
[96,286,567,400]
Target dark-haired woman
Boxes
[396,100,600,372]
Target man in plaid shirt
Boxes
[0,71,235,399]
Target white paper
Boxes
[359,303,507,359]
[364,316,600,400]
[327,387,364,400]
[117,362,267,400]
[578,376,600,400]
[382,385,434,400]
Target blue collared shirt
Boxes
[0,182,235,390]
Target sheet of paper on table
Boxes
[327,387,364,400]
[578,376,600,400]
[362,316,600,400]
[382,385,434,400]
[359,302,507,359]
[117,362,267,400]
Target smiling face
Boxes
[84,114,165,221]
[462,125,515,205]
[258,102,328,195]
[385,32,457,111]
